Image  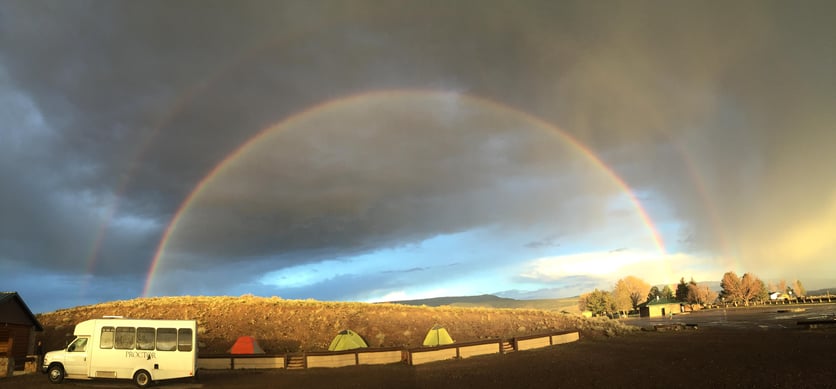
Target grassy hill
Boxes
[35,295,630,355]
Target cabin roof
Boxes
[0,291,44,331]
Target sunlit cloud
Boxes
[766,192,836,262]
[520,250,722,286]
[520,250,666,279]
[366,288,460,303]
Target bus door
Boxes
[63,337,90,377]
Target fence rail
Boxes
[197,330,580,370]
[765,295,833,305]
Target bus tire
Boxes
[133,370,153,388]
[47,364,64,384]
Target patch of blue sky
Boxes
[257,184,668,299]
[259,228,528,290]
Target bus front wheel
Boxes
[133,370,153,388]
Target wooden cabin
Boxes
[0,292,43,371]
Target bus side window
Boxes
[177,328,193,352]
[137,327,156,350]
[100,327,114,349]
[156,328,177,351]
[115,327,136,349]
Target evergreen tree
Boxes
[675,277,689,302]
[647,286,661,302]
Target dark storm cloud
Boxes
[2,1,835,307]
[159,94,616,273]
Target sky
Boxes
[2,1,835,314]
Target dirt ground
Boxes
[4,327,834,388]
[6,305,834,389]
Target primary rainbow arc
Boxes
[143,89,668,297]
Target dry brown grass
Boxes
[35,295,636,354]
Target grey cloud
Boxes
[157,96,619,275]
[524,235,561,249]
[1,1,835,305]
[382,267,430,274]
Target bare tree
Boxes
[706,287,719,306]
[778,279,788,295]
[613,276,651,313]
[720,271,743,306]
[684,279,699,309]
[740,273,763,306]
[792,279,806,297]
[686,282,718,309]
[611,283,633,316]
[685,283,700,310]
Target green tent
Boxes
[328,329,368,351]
[422,324,454,347]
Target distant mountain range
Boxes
[386,283,836,312]
[805,287,835,296]
[386,294,581,313]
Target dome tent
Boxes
[229,335,266,354]
[422,324,454,346]
[327,329,368,351]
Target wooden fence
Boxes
[406,338,502,366]
[766,295,833,304]
[198,330,580,370]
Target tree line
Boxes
[720,272,805,306]
[578,272,806,316]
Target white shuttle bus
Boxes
[42,317,198,388]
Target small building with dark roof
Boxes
[638,297,684,318]
[0,292,43,371]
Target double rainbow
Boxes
[142,89,668,297]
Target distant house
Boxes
[638,297,683,318]
[0,292,43,371]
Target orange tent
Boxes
[229,336,266,354]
